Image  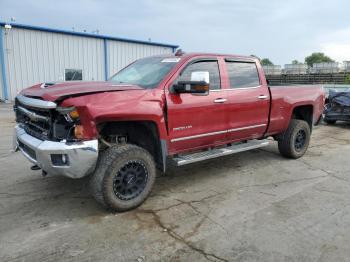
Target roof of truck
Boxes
[160,52,259,61]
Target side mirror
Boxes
[173,81,209,94]
[172,71,210,94]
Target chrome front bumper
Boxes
[14,125,98,178]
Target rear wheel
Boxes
[90,144,156,211]
[278,119,311,159]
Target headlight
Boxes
[56,106,80,121]
[53,106,84,140]
[56,106,76,114]
[69,109,79,119]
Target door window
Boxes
[226,62,260,88]
[177,61,221,90]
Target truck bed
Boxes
[267,85,325,136]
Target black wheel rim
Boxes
[294,130,306,152]
[113,160,148,201]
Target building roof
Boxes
[0,21,179,49]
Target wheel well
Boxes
[291,105,313,130]
[98,121,163,170]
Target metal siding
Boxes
[2,26,176,100]
[0,26,3,98]
[0,61,3,99]
[107,40,173,77]
[4,27,105,100]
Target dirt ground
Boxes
[1,103,350,262]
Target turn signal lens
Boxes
[69,109,80,119]
[74,125,85,139]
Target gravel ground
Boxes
[1,103,350,262]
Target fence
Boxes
[267,72,349,85]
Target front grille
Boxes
[18,140,37,160]
[15,96,77,142]
[15,99,52,141]
[330,104,350,114]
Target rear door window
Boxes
[226,62,260,88]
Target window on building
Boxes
[65,69,83,81]
[226,62,260,88]
[177,60,221,90]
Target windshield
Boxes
[109,57,180,88]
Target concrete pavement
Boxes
[1,103,350,262]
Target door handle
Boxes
[214,98,227,103]
[257,95,268,100]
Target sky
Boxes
[1,0,350,65]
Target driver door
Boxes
[165,59,229,154]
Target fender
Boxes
[60,89,170,172]
[60,88,169,139]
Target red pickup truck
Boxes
[14,53,325,211]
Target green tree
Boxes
[292,60,301,64]
[261,58,274,66]
[304,52,334,67]
[345,74,350,84]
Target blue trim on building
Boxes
[0,26,9,100]
[0,22,179,49]
[103,39,109,80]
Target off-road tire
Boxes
[324,118,336,125]
[278,119,310,159]
[90,144,156,212]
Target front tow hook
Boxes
[30,165,41,171]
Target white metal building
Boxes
[310,62,341,74]
[0,22,178,101]
[283,64,308,75]
[341,61,350,72]
[262,65,282,75]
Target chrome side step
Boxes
[171,139,269,166]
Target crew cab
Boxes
[13,53,325,211]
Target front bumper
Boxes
[14,125,98,178]
[324,112,350,122]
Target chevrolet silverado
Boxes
[13,53,325,211]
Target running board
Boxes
[171,139,269,166]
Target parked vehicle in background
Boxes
[324,89,350,124]
[13,53,325,211]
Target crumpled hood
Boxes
[328,89,350,107]
[20,81,143,101]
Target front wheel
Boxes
[278,119,311,159]
[90,144,156,212]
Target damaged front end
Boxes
[13,95,98,179]
[324,89,350,123]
